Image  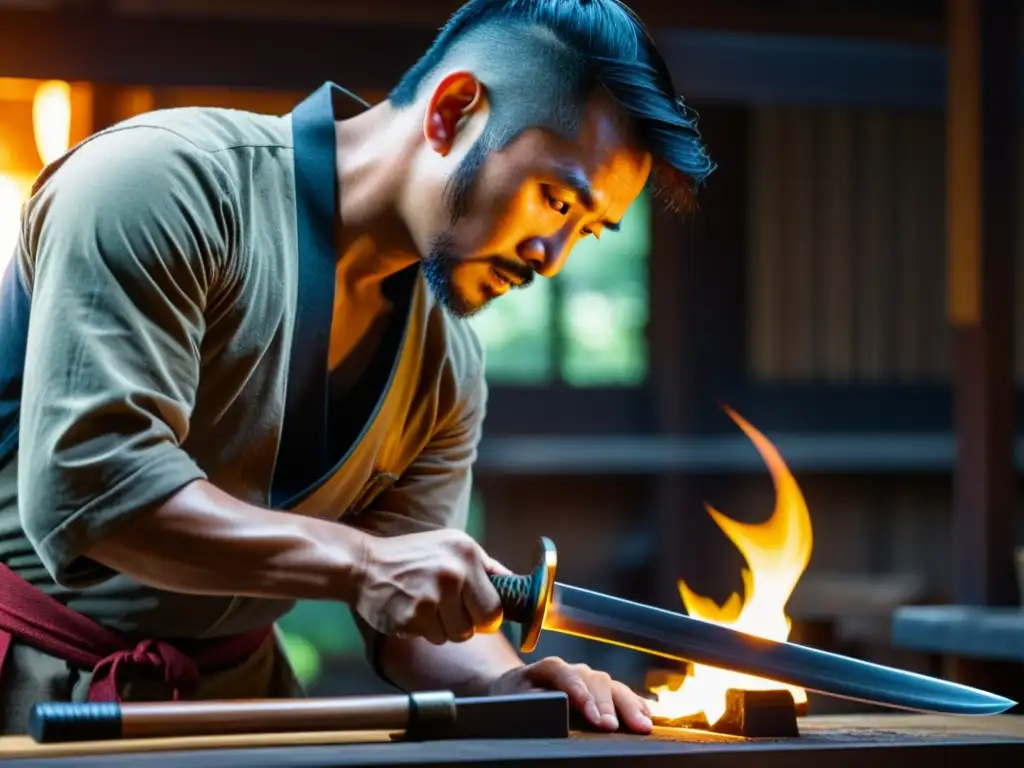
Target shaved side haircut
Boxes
[389,0,715,218]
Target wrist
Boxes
[374,631,526,696]
[465,673,505,697]
[465,652,526,696]
[304,518,373,604]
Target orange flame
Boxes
[648,407,813,726]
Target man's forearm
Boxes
[85,479,367,603]
[377,631,524,696]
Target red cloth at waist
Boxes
[0,563,271,702]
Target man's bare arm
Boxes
[85,479,369,604]
[86,480,504,643]
[374,626,655,735]
[376,631,524,696]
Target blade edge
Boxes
[544,583,1016,716]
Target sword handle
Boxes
[29,702,123,743]
[489,536,558,653]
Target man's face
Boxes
[402,72,652,317]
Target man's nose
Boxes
[518,237,568,279]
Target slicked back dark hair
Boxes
[388,0,715,218]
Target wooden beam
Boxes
[659,31,948,108]
[0,8,435,91]
[475,433,1024,475]
[0,7,952,105]
[107,0,945,43]
[947,0,1018,607]
[482,381,1024,440]
[482,387,654,435]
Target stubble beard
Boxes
[421,231,484,319]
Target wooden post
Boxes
[947,0,1018,606]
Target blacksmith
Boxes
[0,0,713,734]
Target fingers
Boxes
[412,601,449,645]
[438,535,503,640]
[580,668,619,731]
[639,696,653,719]
[612,683,654,734]
[462,546,504,633]
[369,530,508,643]
[527,658,600,727]
[438,592,475,642]
[483,555,513,576]
[523,658,654,734]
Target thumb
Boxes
[483,555,513,576]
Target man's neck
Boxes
[333,103,420,282]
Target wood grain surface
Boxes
[2,715,1023,760]
[0,729,398,759]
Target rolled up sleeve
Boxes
[17,126,234,587]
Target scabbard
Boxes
[29,690,570,743]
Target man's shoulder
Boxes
[19,107,292,290]
[36,106,294,202]
[25,105,297,250]
[29,105,292,209]
[104,106,293,157]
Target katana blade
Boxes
[545,582,1014,715]
[492,537,1016,716]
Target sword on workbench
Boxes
[490,537,1016,716]
[26,537,1016,745]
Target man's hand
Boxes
[487,656,654,734]
[355,529,509,644]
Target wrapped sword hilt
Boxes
[29,691,459,743]
[489,536,557,653]
[29,701,123,743]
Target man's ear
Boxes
[423,71,485,157]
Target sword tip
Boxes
[976,694,1017,716]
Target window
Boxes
[469,188,652,387]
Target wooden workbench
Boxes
[2,715,1024,767]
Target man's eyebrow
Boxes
[553,167,594,209]
[552,167,621,232]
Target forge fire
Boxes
[648,408,813,728]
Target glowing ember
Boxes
[648,407,813,726]
[0,80,72,281]
[32,80,72,166]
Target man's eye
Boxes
[544,190,570,215]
